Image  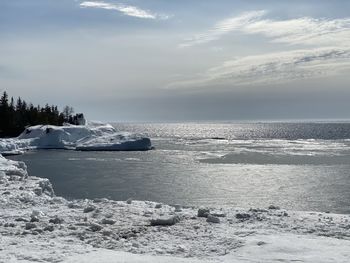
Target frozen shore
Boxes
[0,123,152,155]
[1,155,350,263]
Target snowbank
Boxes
[0,123,151,154]
[1,154,350,262]
[0,140,24,156]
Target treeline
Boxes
[0,91,84,137]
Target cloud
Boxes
[175,11,350,88]
[80,1,170,20]
[169,47,350,88]
[180,11,266,47]
[242,17,350,47]
[181,11,350,47]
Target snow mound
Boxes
[0,123,152,154]
[0,139,25,156]
[0,154,28,178]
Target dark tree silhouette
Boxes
[0,91,84,137]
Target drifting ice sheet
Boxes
[0,123,151,154]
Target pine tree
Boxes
[0,91,9,108]
[16,97,22,111]
[0,91,83,137]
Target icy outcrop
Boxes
[0,122,152,154]
[0,154,28,178]
[0,139,26,156]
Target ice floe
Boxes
[0,122,152,155]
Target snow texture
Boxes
[0,122,152,155]
[0,154,350,262]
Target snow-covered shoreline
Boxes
[1,155,350,262]
[0,123,152,155]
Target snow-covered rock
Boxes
[206,214,220,223]
[0,122,152,154]
[150,215,181,226]
[197,208,210,218]
[0,154,28,178]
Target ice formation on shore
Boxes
[0,123,152,155]
[1,154,350,262]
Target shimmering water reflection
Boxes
[9,122,350,214]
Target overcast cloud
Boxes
[1,0,350,121]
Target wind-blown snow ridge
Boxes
[0,122,152,155]
[1,154,350,262]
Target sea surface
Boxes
[9,122,350,214]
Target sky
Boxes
[1,0,350,122]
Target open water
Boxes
[9,122,350,213]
